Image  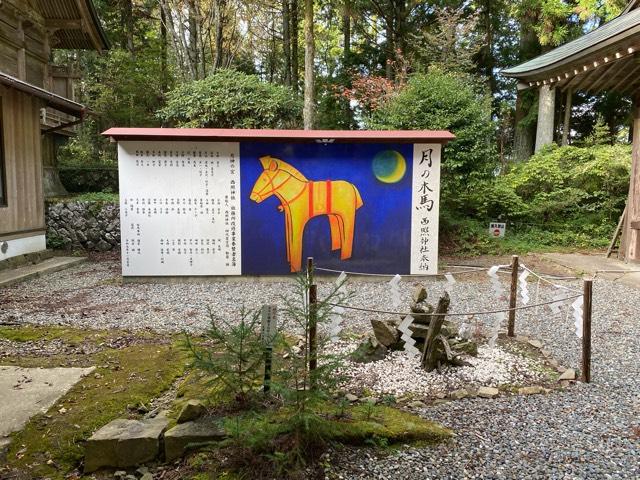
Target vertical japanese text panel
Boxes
[410,144,441,274]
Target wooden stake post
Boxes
[508,255,519,337]
[307,257,318,384]
[261,304,278,393]
[581,278,593,383]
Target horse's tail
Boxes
[353,185,363,209]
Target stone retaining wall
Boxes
[46,201,120,251]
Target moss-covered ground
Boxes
[0,325,187,479]
[0,324,451,480]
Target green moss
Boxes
[5,342,188,479]
[325,404,451,445]
[0,325,102,344]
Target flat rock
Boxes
[477,387,500,399]
[516,335,529,342]
[408,400,427,409]
[370,319,400,347]
[345,393,358,402]
[412,285,428,303]
[164,420,226,462]
[449,389,469,400]
[518,386,545,395]
[0,365,95,447]
[177,399,206,424]
[527,339,543,349]
[84,416,169,472]
[558,368,576,381]
[351,335,387,363]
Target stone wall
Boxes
[46,201,120,251]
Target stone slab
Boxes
[0,365,95,447]
[0,256,86,288]
[164,420,226,462]
[541,253,640,290]
[85,416,169,472]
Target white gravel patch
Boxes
[2,258,639,478]
[330,343,549,398]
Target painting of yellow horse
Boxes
[249,155,364,272]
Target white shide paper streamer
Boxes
[518,269,530,305]
[328,271,347,342]
[399,314,421,357]
[388,274,402,308]
[572,296,584,339]
[487,265,506,348]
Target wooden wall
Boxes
[0,1,47,87]
[0,85,45,236]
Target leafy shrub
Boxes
[367,68,498,212]
[158,70,302,128]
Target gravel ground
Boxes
[1,259,639,478]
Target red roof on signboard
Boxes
[102,128,455,144]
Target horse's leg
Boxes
[289,214,307,272]
[339,209,355,260]
[284,208,291,262]
[328,215,342,251]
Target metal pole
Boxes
[508,255,519,337]
[581,278,593,383]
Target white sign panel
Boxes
[489,222,506,238]
[118,141,241,276]
[410,144,441,274]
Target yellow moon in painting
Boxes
[372,150,406,184]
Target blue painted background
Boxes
[240,142,413,275]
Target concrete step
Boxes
[0,256,86,287]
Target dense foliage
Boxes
[50,0,635,253]
[158,70,302,128]
[368,69,497,211]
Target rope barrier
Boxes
[520,263,582,294]
[325,293,582,318]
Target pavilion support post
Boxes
[535,85,556,152]
[622,95,640,263]
[562,88,573,146]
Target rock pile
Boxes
[352,285,478,368]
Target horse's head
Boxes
[250,156,279,203]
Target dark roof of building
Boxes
[0,71,86,117]
[102,128,456,144]
[36,0,109,51]
[502,8,640,78]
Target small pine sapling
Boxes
[182,306,265,407]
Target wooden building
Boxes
[503,1,640,263]
[0,0,108,263]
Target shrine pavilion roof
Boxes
[103,128,456,144]
[502,6,640,94]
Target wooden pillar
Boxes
[622,95,640,262]
[535,85,556,152]
[562,88,572,146]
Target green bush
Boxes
[367,68,498,212]
[505,144,629,224]
[158,70,302,128]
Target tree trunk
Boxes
[303,0,315,129]
[291,0,299,92]
[513,88,536,162]
[420,292,451,372]
[160,7,168,94]
[120,0,135,53]
[213,0,226,72]
[342,0,351,64]
[283,0,292,86]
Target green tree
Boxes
[368,69,497,212]
[158,70,302,128]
